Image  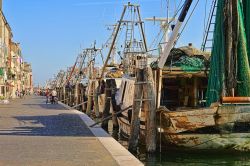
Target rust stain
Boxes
[172,115,213,131]
[173,116,195,129]
[168,134,200,146]
[169,135,189,144]
[159,108,217,133]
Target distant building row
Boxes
[0,0,33,99]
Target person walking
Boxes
[23,89,26,97]
[51,89,57,104]
[45,89,50,104]
[15,89,19,98]
[20,89,25,99]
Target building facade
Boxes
[0,0,33,99]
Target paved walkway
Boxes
[0,96,142,166]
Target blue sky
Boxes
[3,0,210,86]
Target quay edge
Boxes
[58,101,143,166]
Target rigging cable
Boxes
[203,0,208,41]
[175,0,200,46]
[158,0,184,44]
[148,0,184,52]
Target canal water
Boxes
[107,121,250,166]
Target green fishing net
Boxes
[172,56,205,71]
[243,0,250,61]
[236,1,250,96]
[206,0,226,106]
[206,0,250,106]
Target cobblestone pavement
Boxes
[0,96,119,166]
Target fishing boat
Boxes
[116,0,250,151]
[116,43,210,142]
[155,0,250,151]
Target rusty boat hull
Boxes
[117,78,250,151]
[157,105,250,151]
[118,105,250,151]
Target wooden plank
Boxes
[116,79,125,105]
[123,79,135,109]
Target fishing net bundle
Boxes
[243,0,250,60]
[236,1,250,96]
[171,56,206,71]
[206,0,250,106]
[163,46,209,72]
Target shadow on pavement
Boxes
[22,104,69,110]
[0,113,101,137]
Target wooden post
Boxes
[56,88,59,100]
[93,80,100,117]
[153,70,157,93]
[66,88,69,105]
[143,67,156,153]
[78,84,82,109]
[59,88,61,101]
[156,69,162,108]
[110,100,119,129]
[128,69,144,152]
[66,88,70,105]
[74,83,79,108]
[110,79,119,129]
[101,79,112,132]
[69,90,72,106]
[63,86,66,103]
[66,89,69,105]
[86,80,93,116]
[82,86,87,112]
[193,77,198,107]
[59,87,62,101]
[79,84,82,110]
[72,88,74,106]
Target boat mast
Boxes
[104,24,118,66]
[99,5,127,79]
[85,43,102,116]
[100,2,148,79]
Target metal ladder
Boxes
[124,21,133,53]
[201,0,218,52]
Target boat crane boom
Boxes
[157,0,193,69]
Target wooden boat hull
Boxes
[117,103,250,151]
[116,78,250,151]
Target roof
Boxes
[178,46,210,60]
